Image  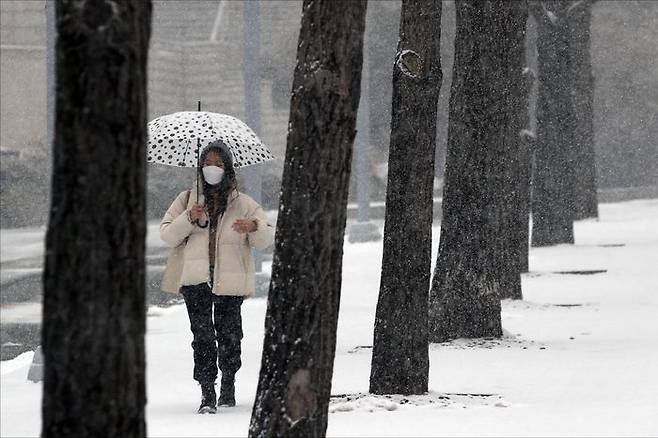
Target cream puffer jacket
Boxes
[159,186,274,297]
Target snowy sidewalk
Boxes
[2,199,658,437]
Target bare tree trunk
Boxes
[569,1,598,220]
[531,1,576,246]
[428,1,527,341]
[520,10,539,274]
[42,2,152,437]
[518,67,535,274]
[248,1,366,436]
[501,3,530,299]
[369,0,442,395]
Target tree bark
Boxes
[369,0,442,395]
[501,3,530,299]
[518,67,535,274]
[42,2,151,437]
[531,1,577,246]
[248,1,366,437]
[521,10,540,274]
[428,1,527,341]
[569,1,598,220]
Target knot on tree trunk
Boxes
[396,50,423,79]
[286,368,317,423]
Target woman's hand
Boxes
[188,204,205,222]
[232,218,257,234]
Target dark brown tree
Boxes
[428,1,528,341]
[569,0,599,220]
[41,1,152,437]
[369,0,442,395]
[248,1,366,436]
[530,1,577,246]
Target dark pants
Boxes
[181,283,243,384]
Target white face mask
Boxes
[202,166,224,185]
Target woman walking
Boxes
[160,141,274,414]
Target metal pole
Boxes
[30,0,57,383]
[356,41,371,223]
[348,33,381,243]
[46,0,56,209]
[243,0,268,293]
[243,0,262,206]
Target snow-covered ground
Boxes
[2,199,657,437]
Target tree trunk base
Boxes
[429,282,503,343]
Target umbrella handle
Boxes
[196,137,201,204]
[196,100,202,204]
[194,107,205,227]
[194,219,208,229]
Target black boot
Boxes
[198,382,217,414]
[218,374,235,407]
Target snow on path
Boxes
[1,199,657,437]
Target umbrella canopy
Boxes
[147,111,275,168]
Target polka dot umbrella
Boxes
[147,111,275,169]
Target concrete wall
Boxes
[0,1,46,151]
[0,45,46,151]
[0,1,45,47]
[0,1,295,158]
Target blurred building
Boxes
[0,0,303,225]
[0,0,300,171]
[1,0,656,196]
[0,1,47,154]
